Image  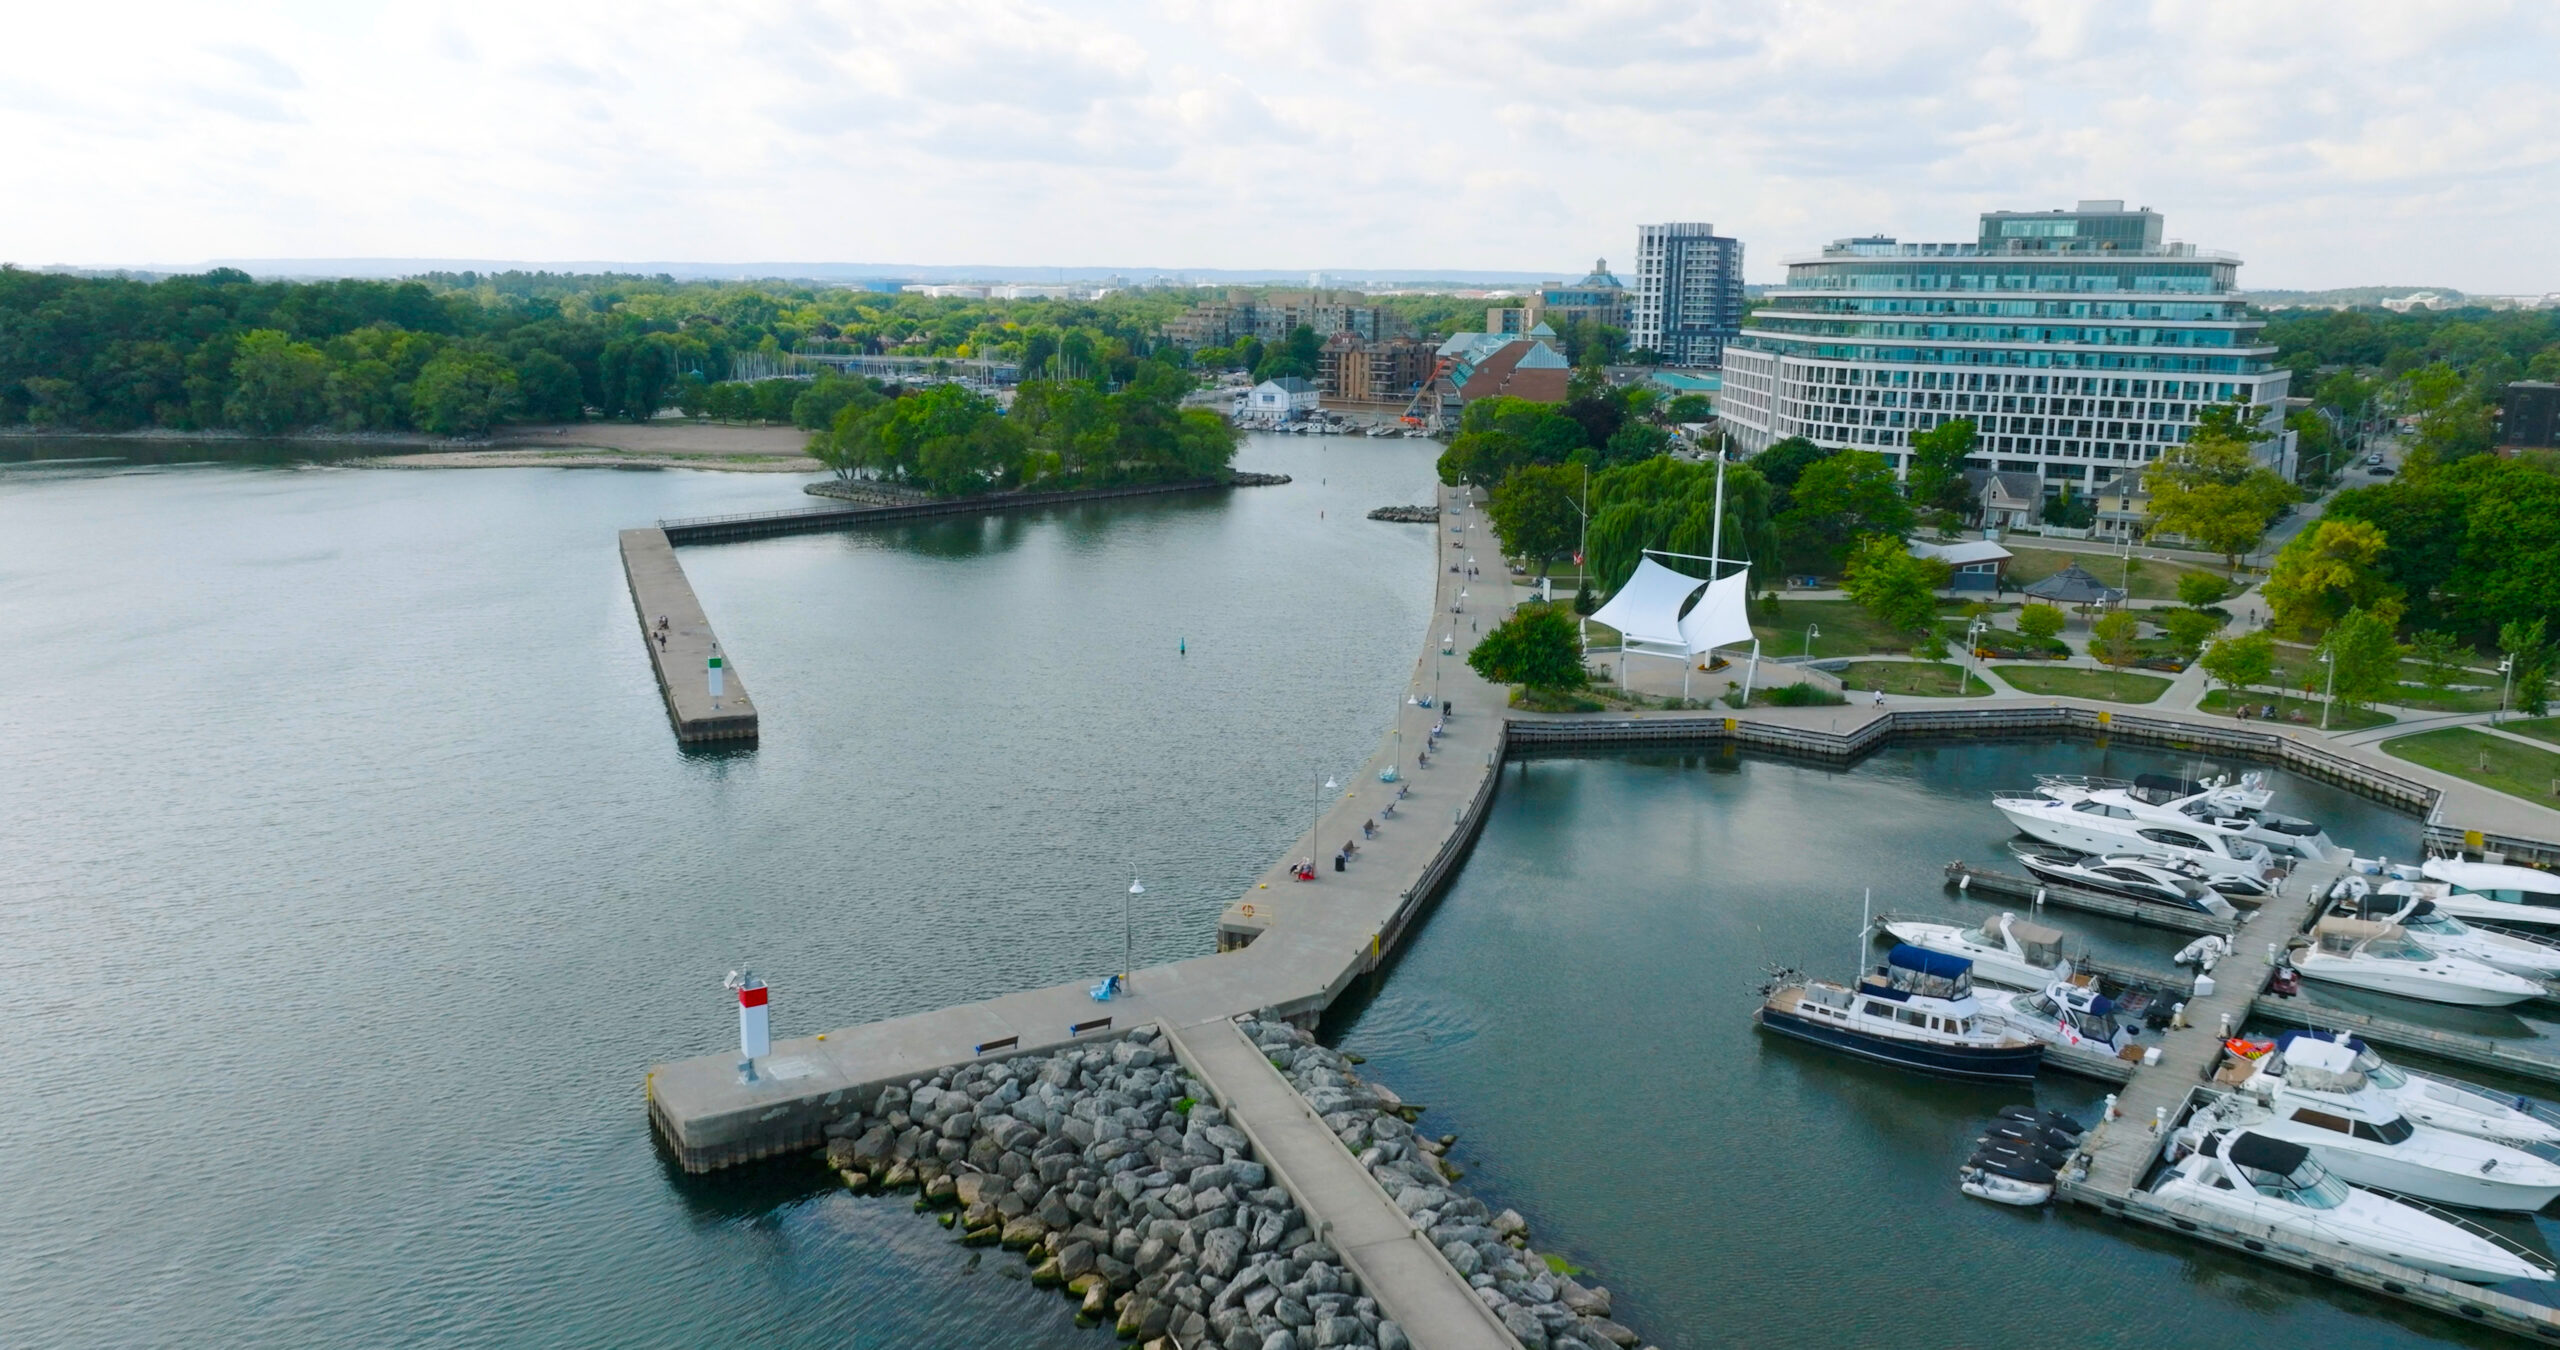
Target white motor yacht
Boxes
[2150,1129,2554,1284]
[2010,843,2252,912]
[2286,917,2547,1007]
[1754,945,2045,1083]
[1879,912,2072,990]
[2204,1037,2560,1211]
[2034,771,2335,861]
[1996,789,2281,891]
[2333,886,2560,980]
[2410,856,2560,931]
[1973,977,2140,1057]
[2259,1030,2560,1149]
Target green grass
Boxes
[1991,666,2171,703]
[1833,661,1993,698]
[2000,545,2223,603]
[1752,599,1969,660]
[2383,728,2560,804]
[2264,647,2505,713]
[2198,688,2396,731]
[2504,718,2560,748]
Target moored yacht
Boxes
[1879,911,2072,990]
[2333,887,2560,980]
[2285,917,2547,1007]
[1994,789,2280,892]
[2205,1036,2560,1211]
[2411,856,2560,930]
[1754,945,2044,1084]
[2033,771,2334,860]
[1973,977,2140,1058]
[2010,843,2253,911]
[2150,1129,2555,1284]
[2257,1030,2560,1149]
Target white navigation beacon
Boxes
[724,969,769,1081]
[707,642,725,700]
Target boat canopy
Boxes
[2226,1131,2311,1175]
[1889,943,1973,979]
[2132,772,2209,804]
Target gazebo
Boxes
[1587,556,1757,702]
[2021,562,2127,616]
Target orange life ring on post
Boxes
[1240,904,1256,918]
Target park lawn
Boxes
[2265,647,2504,713]
[2197,688,2395,731]
[1753,598,1970,659]
[2502,718,2560,749]
[1833,660,1993,698]
[2000,544,2223,603]
[2383,728,2560,805]
[1992,665,2171,703]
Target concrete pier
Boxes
[619,528,756,745]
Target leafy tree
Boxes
[2040,485,2096,529]
[1749,436,1834,502]
[1905,419,1977,514]
[2016,604,2066,643]
[1662,393,1713,423]
[2161,607,2225,657]
[2263,517,2399,636]
[2322,605,2407,713]
[2176,572,2231,608]
[1840,535,1946,637]
[515,350,585,421]
[2287,408,2342,488]
[1251,325,1321,382]
[1597,421,1670,469]
[2143,427,2296,570]
[411,348,520,437]
[1467,605,1587,693]
[2090,610,2141,667]
[1560,367,1629,449]
[1436,396,1588,486]
[222,329,331,433]
[1582,456,1779,597]
[1779,450,1913,573]
[2501,617,2552,717]
[2202,630,2275,697]
[1487,464,1584,573]
[2408,630,2474,693]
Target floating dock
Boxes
[2245,998,2560,1089]
[619,528,755,745]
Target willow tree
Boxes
[1584,457,1780,599]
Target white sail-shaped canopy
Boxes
[1678,568,1754,654]
[1589,557,1707,653]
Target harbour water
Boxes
[0,434,2544,1349]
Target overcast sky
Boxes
[8,0,2555,291]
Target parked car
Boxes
[2371,466,2397,477]
[2365,452,2386,468]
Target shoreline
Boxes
[3,421,824,473]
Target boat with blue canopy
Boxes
[1755,944,2046,1083]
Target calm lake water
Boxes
[0,435,2533,1349]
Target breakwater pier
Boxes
[643,463,2560,1343]
[620,527,756,745]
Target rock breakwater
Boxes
[1366,505,1439,523]
[815,1018,1653,1350]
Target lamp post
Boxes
[1802,623,1820,659]
[2501,655,2516,725]
[1125,878,1143,986]
[1315,774,1337,859]
[1966,617,1989,693]
[2318,648,2336,731]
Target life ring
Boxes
[1241,904,1256,918]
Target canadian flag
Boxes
[1572,552,1584,566]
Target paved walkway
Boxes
[1167,1020,1518,1350]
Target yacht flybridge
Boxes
[2149,1129,2555,1285]
[2203,1036,2560,1212]
[2258,1030,2560,1149]
[1994,789,2280,892]
[1754,945,2044,1084]
[2284,917,2547,1007]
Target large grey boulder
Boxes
[1498,1303,1551,1349]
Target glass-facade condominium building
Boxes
[1720,202,2293,496]
[1630,223,1745,369]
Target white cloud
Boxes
[1,0,2553,290]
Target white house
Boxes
[1908,537,2013,593]
[1247,377,1321,420]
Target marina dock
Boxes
[2245,998,2560,1088]
[619,528,755,745]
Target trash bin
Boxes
[1334,854,1346,873]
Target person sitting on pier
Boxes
[1343,838,1358,858]
[1380,801,1396,818]
[1293,859,1316,881]
[1362,818,1376,838]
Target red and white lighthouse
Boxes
[725,970,770,1080]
